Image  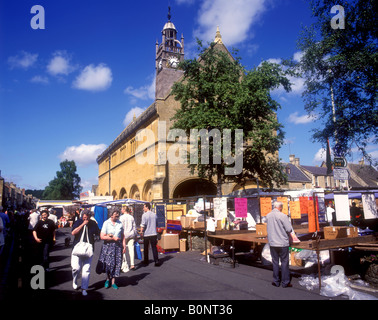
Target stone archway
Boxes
[142,180,152,202]
[172,178,217,199]
[112,190,118,200]
[120,187,127,199]
[130,184,140,200]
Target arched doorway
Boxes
[172,178,217,199]
[120,187,127,199]
[112,190,118,200]
[142,180,152,202]
[130,184,140,200]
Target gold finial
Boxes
[214,26,223,44]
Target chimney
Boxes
[295,158,300,166]
[289,155,295,164]
[359,158,365,166]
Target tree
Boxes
[43,160,82,200]
[296,0,377,164]
[171,41,292,195]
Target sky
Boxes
[0,0,376,192]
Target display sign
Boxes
[333,157,347,168]
[213,197,227,220]
[333,168,350,180]
[289,201,301,219]
[299,197,308,214]
[155,204,166,228]
[235,198,247,218]
[307,199,319,232]
[276,196,288,215]
[260,197,272,217]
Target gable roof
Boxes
[348,163,378,189]
[281,162,311,183]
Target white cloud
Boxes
[194,0,269,46]
[8,51,38,69]
[123,107,146,127]
[73,64,113,91]
[293,51,304,63]
[59,144,107,167]
[124,76,155,101]
[288,112,316,124]
[30,75,49,84]
[47,51,75,76]
[313,148,327,163]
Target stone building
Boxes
[96,12,250,201]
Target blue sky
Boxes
[1,0,376,192]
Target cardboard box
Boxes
[256,223,267,237]
[323,226,356,239]
[159,233,179,249]
[290,251,303,267]
[179,239,187,252]
[191,220,205,229]
[180,216,196,229]
[347,226,358,238]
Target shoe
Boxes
[154,262,161,267]
[82,290,87,296]
[104,280,110,288]
[73,280,78,290]
[130,266,136,271]
[112,284,119,290]
[271,282,280,287]
[282,283,293,288]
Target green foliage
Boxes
[296,0,377,164]
[43,160,82,200]
[171,41,291,194]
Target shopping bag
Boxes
[121,254,129,273]
[134,241,142,260]
[72,226,93,258]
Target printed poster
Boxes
[260,197,272,217]
[276,196,288,215]
[289,201,301,219]
[235,198,248,218]
[299,197,308,214]
[362,194,378,219]
[307,199,319,232]
[213,197,228,220]
[334,194,351,221]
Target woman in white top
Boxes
[120,205,137,270]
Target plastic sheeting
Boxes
[299,265,378,300]
[94,206,108,230]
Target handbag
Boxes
[134,241,142,260]
[72,225,93,258]
[121,254,129,273]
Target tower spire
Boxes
[168,6,171,21]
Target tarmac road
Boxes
[2,225,376,314]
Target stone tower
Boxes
[155,7,184,99]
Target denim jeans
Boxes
[270,246,290,287]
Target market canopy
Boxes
[324,190,378,200]
[81,198,148,208]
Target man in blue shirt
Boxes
[140,203,160,267]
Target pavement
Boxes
[1,225,377,313]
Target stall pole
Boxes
[315,236,322,290]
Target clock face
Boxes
[168,56,179,68]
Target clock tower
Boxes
[155,7,184,99]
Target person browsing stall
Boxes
[266,201,293,288]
